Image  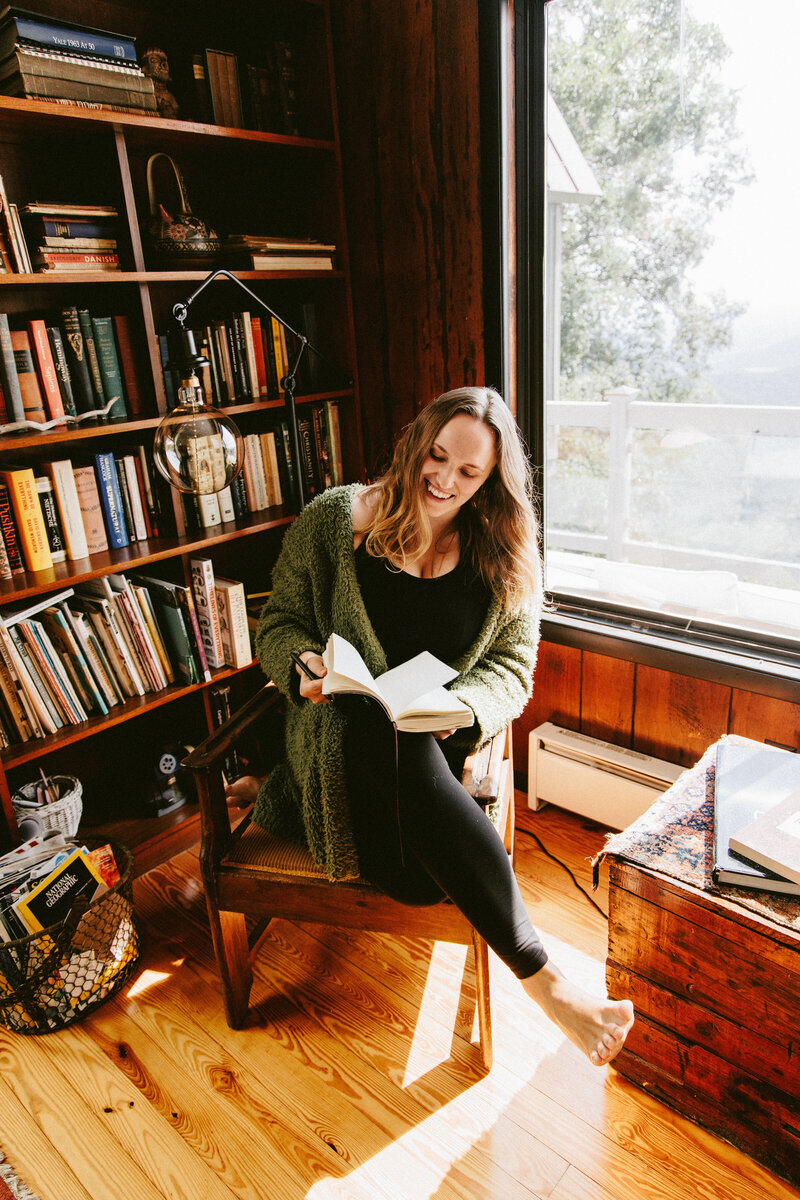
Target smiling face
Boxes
[419,413,497,529]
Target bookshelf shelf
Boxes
[0,0,363,865]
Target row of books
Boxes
[0,448,173,577]
[195,41,300,136]
[179,402,343,535]
[0,563,251,747]
[159,306,317,410]
[0,6,157,115]
[0,306,143,428]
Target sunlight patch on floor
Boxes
[126,968,173,998]
[400,941,469,1089]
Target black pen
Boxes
[291,652,321,681]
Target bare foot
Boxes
[522,961,635,1066]
[224,774,263,805]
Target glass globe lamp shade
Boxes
[152,330,244,495]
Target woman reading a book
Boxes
[230,386,634,1066]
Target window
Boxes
[523,0,800,676]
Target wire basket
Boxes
[0,840,140,1034]
[12,775,83,838]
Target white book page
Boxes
[322,633,385,705]
[322,635,457,722]
[377,651,457,719]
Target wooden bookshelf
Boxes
[0,0,362,866]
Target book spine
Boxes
[244,434,269,510]
[241,311,259,399]
[72,464,109,554]
[121,455,148,541]
[0,521,11,579]
[35,251,120,268]
[0,314,24,422]
[113,455,136,541]
[0,481,24,574]
[13,15,138,63]
[8,623,66,728]
[190,557,226,669]
[90,317,127,419]
[297,413,321,500]
[0,469,51,571]
[21,619,86,722]
[36,218,118,238]
[312,405,332,490]
[249,316,268,397]
[9,329,47,422]
[129,585,173,684]
[273,41,300,136]
[43,459,89,561]
[217,485,236,523]
[45,325,77,417]
[59,306,96,412]
[93,453,129,548]
[176,587,212,682]
[10,48,153,90]
[325,401,344,485]
[26,319,64,419]
[68,607,122,706]
[4,71,156,109]
[215,579,252,669]
[191,52,212,124]
[34,475,67,562]
[77,309,106,407]
[42,605,107,715]
[111,315,145,415]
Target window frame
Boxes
[510,0,800,696]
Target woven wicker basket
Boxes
[12,775,82,838]
[0,840,139,1035]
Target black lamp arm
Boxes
[171,268,326,509]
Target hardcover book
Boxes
[9,328,46,422]
[214,576,251,669]
[93,451,129,548]
[0,466,52,571]
[27,318,64,419]
[42,459,90,561]
[728,787,800,887]
[72,463,109,554]
[190,556,225,669]
[713,738,800,895]
[0,312,24,422]
[34,474,66,562]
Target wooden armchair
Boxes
[182,685,515,1069]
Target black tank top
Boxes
[355,540,491,669]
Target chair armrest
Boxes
[183,684,282,774]
[183,684,282,867]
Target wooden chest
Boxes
[606,856,800,1186]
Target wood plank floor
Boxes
[2,799,799,1200]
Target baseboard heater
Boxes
[527,721,684,830]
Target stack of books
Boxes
[22,201,120,273]
[0,6,157,115]
[712,738,800,896]
[223,234,336,271]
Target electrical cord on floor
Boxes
[516,825,609,920]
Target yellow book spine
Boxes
[1,468,52,572]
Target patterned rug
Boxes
[597,738,800,933]
[0,1152,39,1200]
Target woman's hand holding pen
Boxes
[292,651,329,703]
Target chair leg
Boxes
[204,894,253,1029]
[472,930,493,1071]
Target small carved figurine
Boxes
[141,46,180,120]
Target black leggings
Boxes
[342,697,548,980]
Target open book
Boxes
[321,633,474,733]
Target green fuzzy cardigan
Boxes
[253,483,541,880]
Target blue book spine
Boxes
[37,219,118,239]
[93,452,129,548]
[15,17,137,63]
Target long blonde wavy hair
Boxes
[363,387,543,613]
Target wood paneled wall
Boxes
[514,640,800,779]
[330,0,486,477]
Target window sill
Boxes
[542,606,800,704]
